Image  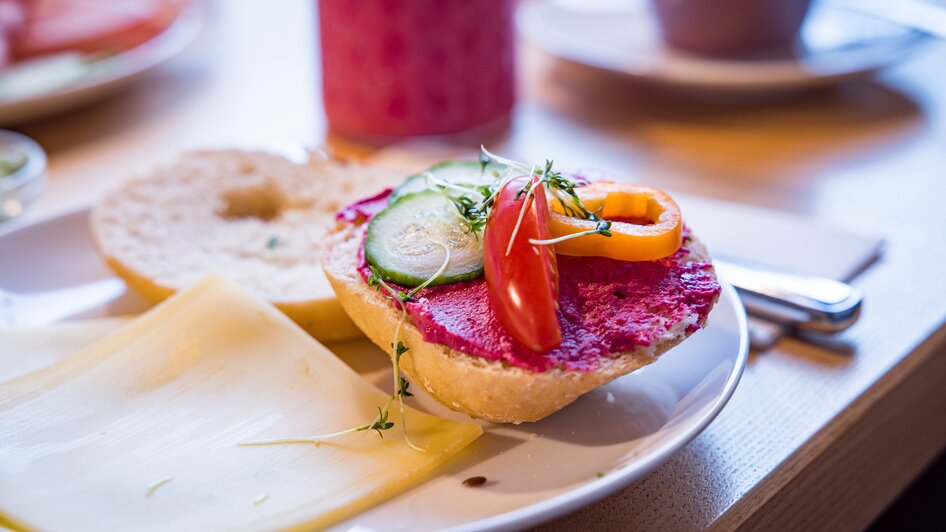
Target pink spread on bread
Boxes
[345,191,720,372]
[336,188,393,223]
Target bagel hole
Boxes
[219,183,286,221]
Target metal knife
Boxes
[714,259,863,333]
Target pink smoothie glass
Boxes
[318,0,516,139]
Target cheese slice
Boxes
[0,318,130,383]
[0,276,483,531]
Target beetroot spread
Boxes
[336,188,393,223]
[347,192,720,373]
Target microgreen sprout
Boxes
[145,477,174,496]
[505,165,537,256]
[361,406,395,438]
[424,170,502,238]
[473,148,613,253]
[446,193,491,237]
[529,220,612,246]
[477,147,608,226]
[239,245,450,453]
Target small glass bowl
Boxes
[0,130,47,223]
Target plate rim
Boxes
[0,206,750,531]
[0,7,204,124]
[518,0,935,92]
[452,282,749,532]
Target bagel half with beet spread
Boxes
[323,157,721,424]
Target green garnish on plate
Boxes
[0,147,27,178]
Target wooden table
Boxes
[11,1,946,529]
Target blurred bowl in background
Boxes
[0,129,46,222]
[519,0,932,96]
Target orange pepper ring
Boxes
[547,182,683,262]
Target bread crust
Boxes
[323,220,718,424]
[99,254,365,341]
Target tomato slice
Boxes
[483,175,562,353]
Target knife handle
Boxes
[714,260,863,333]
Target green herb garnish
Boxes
[360,245,452,450]
[478,148,614,246]
[426,148,615,248]
[393,341,413,398]
[238,253,449,451]
[0,147,27,178]
[359,407,395,438]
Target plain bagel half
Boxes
[92,149,404,341]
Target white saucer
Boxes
[0,207,748,530]
[519,0,935,93]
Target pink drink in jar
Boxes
[319,0,515,138]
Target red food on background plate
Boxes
[10,0,183,60]
[0,0,26,68]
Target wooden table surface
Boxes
[9,1,946,530]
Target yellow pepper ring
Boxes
[548,181,683,261]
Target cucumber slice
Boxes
[390,160,506,203]
[366,191,484,287]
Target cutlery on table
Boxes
[3,259,864,334]
[715,259,863,334]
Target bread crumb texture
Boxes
[322,221,719,423]
[92,149,404,340]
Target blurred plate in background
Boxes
[519,0,935,94]
[0,7,202,126]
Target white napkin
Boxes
[367,144,882,350]
[677,196,881,349]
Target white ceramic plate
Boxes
[519,0,934,94]
[0,208,748,531]
[0,8,202,126]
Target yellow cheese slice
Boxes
[0,318,130,383]
[0,276,483,531]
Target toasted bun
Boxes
[91,149,404,341]
[323,219,718,424]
